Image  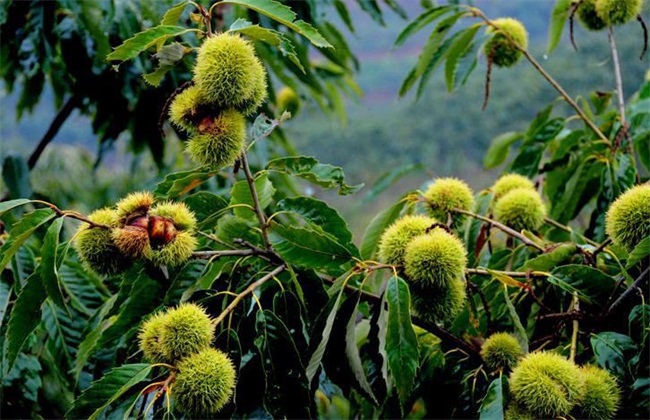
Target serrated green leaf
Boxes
[360,199,407,260]
[0,208,56,269]
[183,191,229,229]
[549,264,617,305]
[385,276,419,410]
[41,217,68,311]
[590,332,636,378]
[266,156,363,195]
[0,198,31,215]
[479,375,507,420]
[0,276,11,330]
[67,364,153,420]
[230,173,275,220]
[142,64,173,87]
[344,292,378,404]
[154,166,218,199]
[74,295,118,382]
[221,0,332,48]
[395,6,452,47]
[269,224,353,271]
[626,237,650,269]
[276,196,358,257]
[520,243,577,272]
[483,132,524,169]
[106,25,195,62]
[503,286,529,353]
[444,24,481,92]
[4,272,46,373]
[161,1,190,25]
[547,0,572,54]
[334,0,354,32]
[306,288,347,382]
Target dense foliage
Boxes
[1,0,649,419]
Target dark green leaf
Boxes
[183,191,229,229]
[357,0,385,26]
[230,173,275,219]
[0,198,31,216]
[385,276,419,410]
[394,6,452,47]
[479,376,507,420]
[360,199,407,259]
[221,0,332,48]
[154,166,218,199]
[549,264,617,305]
[266,156,363,195]
[547,0,572,54]
[344,292,378,403]
[503,286,529,353]
[67,364,153,420]
[334,0,354,32]
[269,224,353,271]
[0,209,56,269]
[0,276,11,328]
[590,332,636,378]
[483,132,524,169]
[74,295,118,382]
[276,196,357,257]
[520,243,577,272]
[306,289,347,382]
[41,217,67,311]
[444,24,481,92]
[160,1,190,25]
[4,273,46,373]
[106,25,195,62]
[2,154,31,199]
[626,237,650,269]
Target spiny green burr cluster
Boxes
[74,191,197,274]
[168,32,268,169]
[138,303,237,416]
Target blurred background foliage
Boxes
[1,0,648,234]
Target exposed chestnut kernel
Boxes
[148,215,177,248]
[127,215,150,231]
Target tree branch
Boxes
[608,27,627,126]
[28,93,82,170]
[606,266,650,316]
[452,208,545,251]
[212,264,285,327]
[240,152,271,249]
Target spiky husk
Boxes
[403,230,467,288]
[74,208,130,275]
[480,332,524,371]
[578,0,608,31]
[186,109,246,169]
[576,365,620,419]
[504,402,534,420]
[484,18,529,67]
[115,191,154,219]
[595,0,643,26]
[377,214,437,267]
[236,64,267,116]
[155,303,215,363]
[410,278,466,325]
[147,231,197,267]
[423,177,474,229]
[277,86,301,116]
[149,201,197,231]
[510,352,586,418]
[605,184,650,251]
[193,33,267,110]
[174,348,236,416]
[138,312,167,363]
[492,173,535,200]
[112,226,150,259]
[169,84,202,132]
[494,188,546,232]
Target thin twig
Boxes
[192,249,255,259]
[212,264,285,326]
[608,27,627,125]
[469,7,610,145]
[606,266,650,316]
[468,281,493,334]
[452,208,545,251]
[538,311,586,322]
[591,238,612,261]
[569,293,579,362]
[638,15,648,60]
[31,200,111,229]
[412,316,482,361]
[240,152,271,249]
[466,267,549,278]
